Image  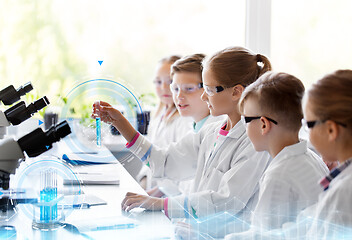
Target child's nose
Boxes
[161,81,170,90]
[176,90,185,99]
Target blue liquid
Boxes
[40,187,58,222]
[96,117,101,146]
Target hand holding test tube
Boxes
[91,101,138,143]
[93,101,101,147]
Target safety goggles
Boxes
[301,119,347,132]
[153,78,172,87]
[203,84,231,96]
[241,116,278,125]
[170,83,203,94]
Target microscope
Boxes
[0,83,71,191]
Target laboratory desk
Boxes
[1,143,175,240]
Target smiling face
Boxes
[172,72,209,122]
[154,62,174,106]
[200,68,235,117]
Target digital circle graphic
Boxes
[60,79,146,164]
[12,159,82,223]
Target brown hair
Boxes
[155,55,182,123]
[239,71,305,132]
[203,46,272,87]
[159,55,182,65]
[170,53,206,79]
[308,69,352,133]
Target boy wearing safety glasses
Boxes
[149,53,225,198]
[170,53,225,133]
[226,72,329,238]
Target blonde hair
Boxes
[308,69,352,134]
[203,46,272,87]
[170,53,206,78]
[239,71,305,132]
[155,55,181,123]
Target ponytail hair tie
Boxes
[256,54,262,62]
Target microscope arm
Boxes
[0,111,10,127]
[0,138,25,190]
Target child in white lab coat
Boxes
[92,46,272,237]
[284,69,352,240]
[224,72,329,239]
[149,53,225,198]
[146,55,193,149]
[136,55,193,189]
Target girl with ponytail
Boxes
[92,46,272,238]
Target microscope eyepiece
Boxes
[4,96,50,126]
[17,120,71,157]
[0,82,33,105]
[26,96,50,116]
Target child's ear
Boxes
[232,84,245,101]
[260,117,271,135]
[325,120,339,142]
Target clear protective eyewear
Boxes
[241,115,278,125]
[170,83,203,94]
[203,84,229,96]
[153,78,172,87]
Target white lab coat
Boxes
[224,141,329,240]
[128,120,271,230]
[251,141,329,230]
[147,108,193,148]
[136,108,193,184]
[282,161,352,240]
[158,115,227,196]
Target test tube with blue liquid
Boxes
[40,169,57,223]
[96,101,101,147]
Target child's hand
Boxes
[121,192,164,212]
[175,221,199,240]
[91,100,123,125]
[147,186,165,198]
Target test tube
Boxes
[40,168,58,223]
[96,101,101,147]
[96,117,101,147]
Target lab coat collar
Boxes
[272,140,308,164]
[222,119,246,139]
[330,159,352,183]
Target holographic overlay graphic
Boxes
[12,159,82,223]
[60,79,145,164]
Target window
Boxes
[271,0,352,87]
[0,0,245,102]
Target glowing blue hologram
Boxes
[12,159,82,224]
[60,79,145,164]
[39,169,58,223]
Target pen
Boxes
[93,223,137,231]
[60,203,91,209]
[73,172,103,175]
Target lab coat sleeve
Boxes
[306,183,352,239]
[167,148,270,219]
[127,131,202,181]
[251,177,293,230]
